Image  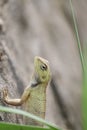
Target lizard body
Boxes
[3,56,51,126]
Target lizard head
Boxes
[34,56,51,84]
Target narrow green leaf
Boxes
[0,122,49,130]
[69,0,85,71]
[82,47,87,130]
[0,122,48,130]
[69,0,87,130]
[0,106,60,130]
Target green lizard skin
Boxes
[3,56,51,126]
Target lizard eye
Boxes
[40,64,47,71]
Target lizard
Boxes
[3,56,51,126]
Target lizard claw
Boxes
[3,88,8,100]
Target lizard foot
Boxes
[3,88,8,101]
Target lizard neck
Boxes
[30,75,41,88]
[30,75,48,95]
[33,83,47,100]
[30,72,48,88]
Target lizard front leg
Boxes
[3,87,31,106]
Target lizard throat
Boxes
[31,82,41,87]
[31,73,42,87]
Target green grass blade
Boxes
[82,73,87,130]
[69,0,87,130]
[69,0,85,71]
[81,48,87,130]
[0,106,60,130]
[0,122,49,130]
